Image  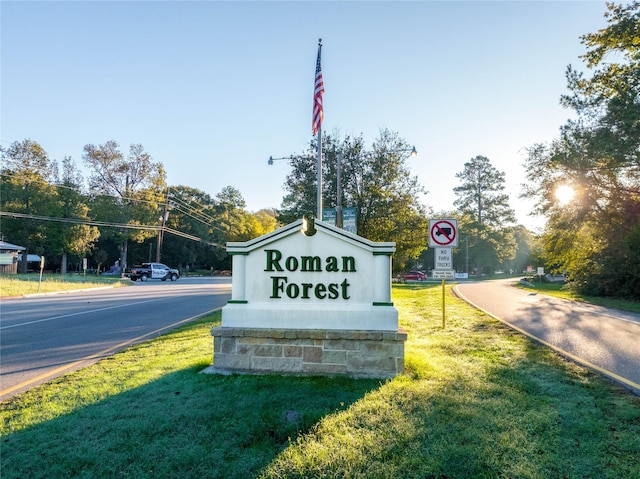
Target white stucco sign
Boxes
[222,218,398,331]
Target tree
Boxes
[83,141,166,270]
[0,139,58,272]
[93,248,109,273]
[509,225,540,274]
[453,155,516,275]
[253,208,279,235]
[49,157,100,273]
[522,1,640,298]
[157,185,224,269]
[279,129,430,271]
[214,186,275,245]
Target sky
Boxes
[1,0,615,232]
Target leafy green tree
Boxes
[83,141,166,270]
[214,186,274,246]
[0,139,58,272]
[509,225,539,274]
[279,129,430,272]
[92,248,109,273]
[253,208,279,235]
[454,155,516,275]
[158,185,223,269]
[522,1,639,298]
[215,186,247,241]
[48,157,100,273]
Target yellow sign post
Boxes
[442,278,446,328]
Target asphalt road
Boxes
[454,279,640,394]
[0,277,231,401]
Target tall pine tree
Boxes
[454,155,516,275]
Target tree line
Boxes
[1,139,276,274]
[1,132,531,278]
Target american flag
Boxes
[312,42,324,136]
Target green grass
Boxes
[0,274,129,297]
[1,284,639,478]
[515,280,640,313]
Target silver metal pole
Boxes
[466,236,469,275]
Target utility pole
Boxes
[156,189,170,263]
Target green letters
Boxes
[325,256,339,272]
[269,276,351,300]
[266,251,355,301]
[342,256,356,272]
[301,256,321,272]
[265,250,283,272]
[270,276,287,298]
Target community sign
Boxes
[222,218,397,331]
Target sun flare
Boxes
[555,184,575,205]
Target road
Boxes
[454,279,640,394]
[0,277,231,401]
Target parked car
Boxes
[396,271,427,282]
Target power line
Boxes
[0,211,160,231]
[0,211,221,247]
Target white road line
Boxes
[0,298,165,330]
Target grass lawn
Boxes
[1,284,639,478]
[0,274,129,297]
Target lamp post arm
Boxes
[267,155,293,165]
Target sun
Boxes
[555,184,575,205]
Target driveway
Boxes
[454,279,640,394]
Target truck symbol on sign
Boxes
[435,227,452,237]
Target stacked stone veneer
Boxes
[209,326,407,379]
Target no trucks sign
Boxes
[429,219,458,248]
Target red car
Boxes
[397,271,427,282]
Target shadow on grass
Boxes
[1,365,380,479]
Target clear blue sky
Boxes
[1,1,613,231]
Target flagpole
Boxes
[312,38,324,220]
[317,123,322,219]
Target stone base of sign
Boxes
[205,326,407,379]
